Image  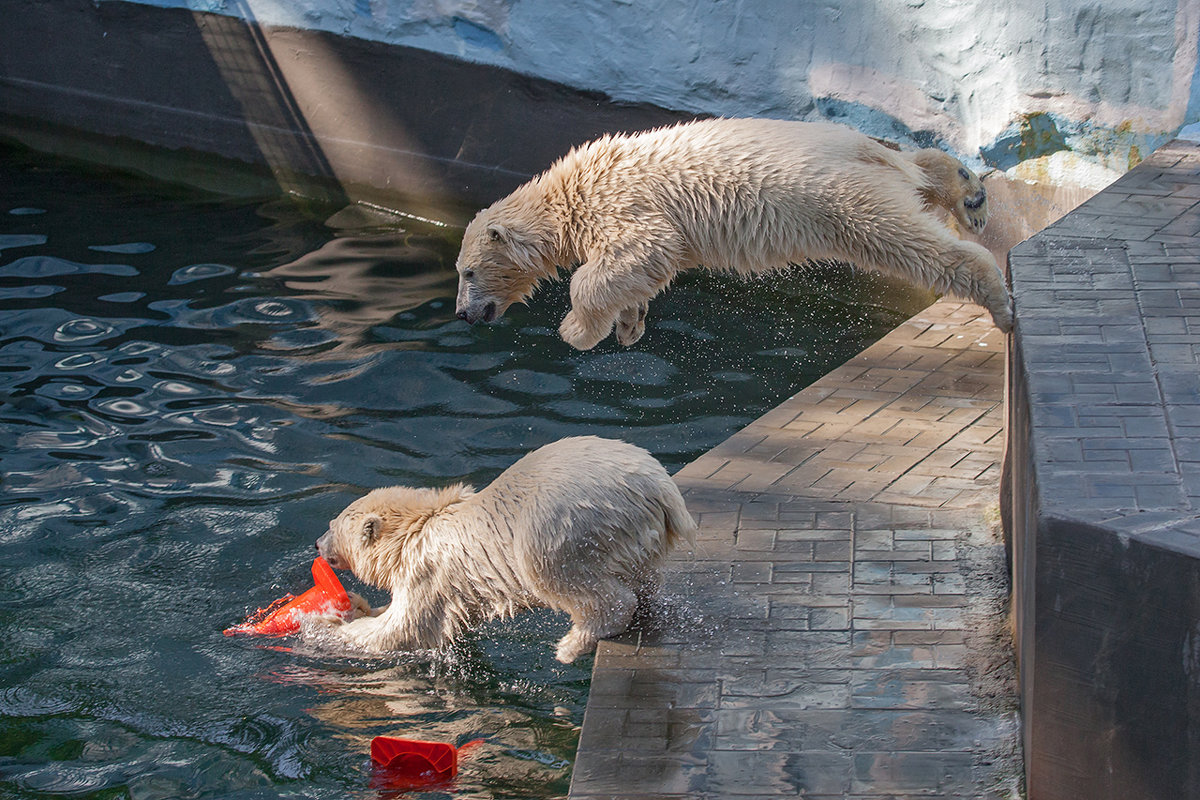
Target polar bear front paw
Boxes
[989,297,1014,333]
[347,591,375,620]
[950,164,989,233]
[559,309,610,350]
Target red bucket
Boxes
[224,557,352,636]
[370,736,483,791]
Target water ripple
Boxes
[1,308,136,347]
[54,352,107,370]
[154,296,315,330]
[169,262,236,284]
[54,317,118,344]
[489,369,573,397]
[0,284,62,300]
[33,380,100,400]
[0,233,47,251]
[97,291,145,303]
[0,255,138,278]
[0,686,77,717]
[88,242,156,254]
[92,397,155,419]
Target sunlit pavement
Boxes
[571,300,1019,799]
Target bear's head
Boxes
[455,193,559,326]
[316,484,472,588]
[911,148,989,234]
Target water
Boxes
[0,143,931,799]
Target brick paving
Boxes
[569,300,1019,799]
[1009,139,1200,527]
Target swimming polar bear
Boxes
[315,436,696,663]
[453,117,1011,349]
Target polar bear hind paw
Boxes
[615,303,648,346]
[560,309,611,350]
[555,626,598,664]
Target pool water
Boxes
[0,143,931,799]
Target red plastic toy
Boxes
[370,736,483,790]
[224,557,353,636]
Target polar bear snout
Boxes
[455,272,501,324]
[455,300,497,325]
[316,529,347,570]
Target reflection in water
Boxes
[0,145,930,798]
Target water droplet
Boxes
[576,352,677,386]
[489,369,572,397]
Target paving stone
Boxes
[570,301,1015,799]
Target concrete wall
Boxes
[119,0,1200,173]
[5,0,1196,220]
[1007,139,1200,799]
[0,0,693,221]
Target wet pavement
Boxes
[569,300,1020,799]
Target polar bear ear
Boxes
[361,514,382,545]
[486,224,508,244]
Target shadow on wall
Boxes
[0,0,693,221]
[192,2,349,200]
[191,1,469,211]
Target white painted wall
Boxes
[123,0,1200,172]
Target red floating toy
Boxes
[370,736,483,791]
[224,557,353,637]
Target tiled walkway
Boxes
[569,300,1020,799]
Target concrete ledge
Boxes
[1007,139,1200,800]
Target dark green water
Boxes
[0,144,930,799]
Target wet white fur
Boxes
[454,117,1011,349]
[315,436,696,663]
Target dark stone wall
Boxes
[0,0,692,222]
[1007,139,1200,800]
